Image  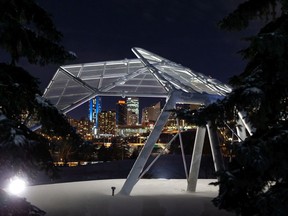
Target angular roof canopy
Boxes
[43,47,231,113]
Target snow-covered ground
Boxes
[22,179,234,216]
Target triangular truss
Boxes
[43,47,238,195]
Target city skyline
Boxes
[68,96,165,120]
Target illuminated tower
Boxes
[89,96,102,136]
[116,100,127,126]
[141,101,161,125]
[126,97,139,126]
[98,111,116,135]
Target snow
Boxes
[13,133,26,146]
[244,87,262,94]
[0,113,7,121]
[35,94,50,107]
[8,128,26,146]
[69,51,78,58]
[22,179,234,216]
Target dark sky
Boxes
[25,0,260,118]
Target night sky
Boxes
[23,0,260,119]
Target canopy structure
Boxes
[43,47,231,114]
[43,48,237,196]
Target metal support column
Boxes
[206,122,224,173]
[118,91,177,196]
[238,111,254,136]
[236,118,248,141]
[176,118,188,180]
[187,126,206,192]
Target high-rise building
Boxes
[67,117,94,141]
[89,96,102,136]
[116,100,127,126]
[126,97,139,126]
[141,101,161,125]
[98,111,116,136]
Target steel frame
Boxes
[42,47,244,195]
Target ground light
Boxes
[6,176,27,195]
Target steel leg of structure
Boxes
[206,122,224,173]
[238,111,254,136]
[139,133,179,179]
[187,126,206,192]
[236,118,248,141]
[176,118,188,180]
[118,91,177,196]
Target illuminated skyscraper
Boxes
[68,117,94,141]
[126,97,139,126]
[98,111,116,135]
[141,101,161,125]
[89,96,102,136]
[116,100,127,126]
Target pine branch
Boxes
[218,0,277,31]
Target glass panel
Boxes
[100,77,119,87]
[64,86,92,95]
[128,61,143,68]
[44,88,64,97]
[62,66,81,76]
[80,69,104,78]
[103,68,128,77]
[140,79,161,86]
[57,93,90,110]
[124,79,142,85]
[85,79,100,88]
[136,86,167,94]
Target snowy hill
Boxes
[15,155,234,215]
[23,179,234,216]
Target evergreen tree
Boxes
[0,0,78,214]
[76,141,97,162]
[0,0,75,65]
[108,138,130,160]
[176,1,288,215]
[97,145,111,162]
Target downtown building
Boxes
[141,101,161,126]
[67,117,94,141]
[126,97,139,126]
[116,97,147,136]
[116,100,127,126]
[89,96,102,137]
[98,110,116,136]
